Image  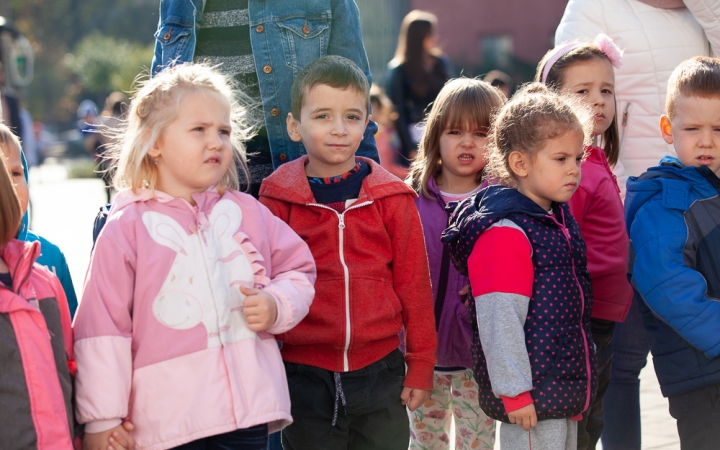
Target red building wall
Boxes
[410,0,568,70]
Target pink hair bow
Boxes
[541,34,624,82]
[593,33,623,69]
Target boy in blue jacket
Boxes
[625,56,720,449]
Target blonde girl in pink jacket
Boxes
[73,64,316,450]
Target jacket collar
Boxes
[475,185,559,219]
[445,185,566,244]
[110,186,223,215]
[625,156,719,226]
[585,145,602,163]
[1,239,40,293]
[259,155,416,205]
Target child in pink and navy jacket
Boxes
[73,64,316,450]
[442,84,597,450]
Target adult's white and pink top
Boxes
[73,188,316,450]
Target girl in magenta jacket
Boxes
[406,78,504,449]
[536,35,633,450]
[73,64,316,450]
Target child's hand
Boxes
[240,286,278,332]
[507,403,537,431]
[459,285,470,308]
[109,421,135,450]
[83,423,134,450]
[400,386,432,412]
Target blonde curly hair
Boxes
[485,83,594,186]
[109,63,254,193]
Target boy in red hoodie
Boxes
[259,55,437,449]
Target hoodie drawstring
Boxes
[331,372,347,433]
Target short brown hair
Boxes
[291,55,370,121]
[0,151,22,246]
[536,44,620,167]
[407,77,505,198]
[486,83,593,186]
[666,56,720,119]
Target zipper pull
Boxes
[561,226,571,241]
[338,215,346,229]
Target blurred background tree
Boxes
[8,0,157,130]
[65,33,154,94]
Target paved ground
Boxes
[27,160,681,450]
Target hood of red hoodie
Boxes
[259,156,416,205]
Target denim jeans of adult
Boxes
[577,318,615,450]
[601,291,650,450]
[668,383,720,449]
[282,349,409,450]
[266,431,282,450]
[171,424,269,450]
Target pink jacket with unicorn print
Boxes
[73,188,316,450]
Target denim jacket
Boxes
[151,0,379,168]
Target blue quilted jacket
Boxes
[626,156,720,397]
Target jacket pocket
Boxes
[279,278,345,347]
[277,17,330,74]
[535,330,589,417]
[535,329,588,389]
[154,23,192,69]
[353,277,403,337]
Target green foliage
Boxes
[65,32,153,94]
[66,158,100,179]
[8,0,157,128]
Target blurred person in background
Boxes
[33,121,51,165]
[98,91,129,203]
[19,107,37,168]
[370,83,408,179]
[385,10,452,167]
[483,70,513,98]
[554,1,720,449]
[77,99,101,156]
[77,99,109,203]
[0,62,23,141]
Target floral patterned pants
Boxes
[409,369,496,450]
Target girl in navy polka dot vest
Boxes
[442,83,598,450]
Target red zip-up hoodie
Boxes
[259,156,437,390]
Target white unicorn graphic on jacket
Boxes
[142,199,258,347]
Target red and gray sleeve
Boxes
[468,219,535,413]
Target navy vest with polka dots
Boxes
[442,185,597,422]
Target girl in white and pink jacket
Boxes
[73,64,316,450]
